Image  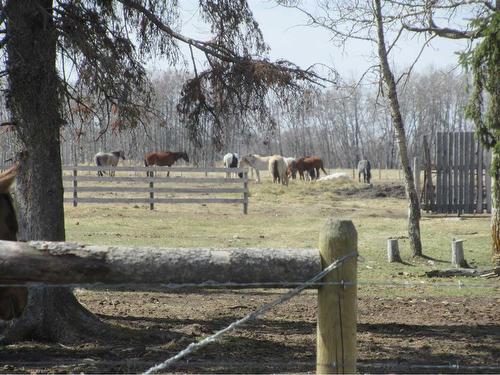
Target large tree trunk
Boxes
[2,0,103,344]
[374,0,423,257]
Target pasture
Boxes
[2,169,499,373]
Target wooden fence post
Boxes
[149,168,154,211]
[243,170,248,214]
[387,238,402,263]
[317,218,357,374]
[451,239,467,268]
[73,166,78,207]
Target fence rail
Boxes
[62,165,249,213]
[0,218,358,374]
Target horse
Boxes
[239,154,272,183]
[0,163,28,321]
[284,157,298,180]
[144,151,189,177]
[268,155,288,186]
[295,156,327,180]
[357,159,372,184]
[95,150,125,177]
[223,153,243,178]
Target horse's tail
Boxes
[272,159,279,182]
[144,157,148,167]
[320,160,327,175]
[95,155,101,166]
[366,160,372,182]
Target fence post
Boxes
[387,238,402,263]
[149,168,154,211]
[317,218,357,374]
[243,170,248,214]
[73,166,78,207]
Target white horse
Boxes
[268,155,288,186]
[239,154,272,183]
[223,153,243,178]
[95,150,125,177]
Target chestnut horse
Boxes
[295,156,327,180]
[144,151,189,177]
[0,164,28,320]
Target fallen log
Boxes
[0,240,320,287]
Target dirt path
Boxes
[1,289,499,374]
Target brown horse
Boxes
[0,164,28,320]
[144,151,189,176]
[295,156,327,180]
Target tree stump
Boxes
[451,239,468,268]
[387,238,402,263]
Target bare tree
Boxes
[277,0,428,256]
[402,0,499,263]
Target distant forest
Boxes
[0,66,473,169]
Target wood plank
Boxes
[459,132,465,214]
[64,198,245,204]
[62,176,244,184]
[485,149,492,213]
[453,132,459,213]
[443,133,450,213]
[462,132,470,213]
[476,140,484,213]
[436,132,443,213]
[469,132,476,213]
[62,165,246,173]
[447,132,453,212]
[64,186,247,194]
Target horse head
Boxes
[181,152,189,163]
[0,163,29,321]
[0,163,18,241]
[118,150,126,160]
[240,154,255,167]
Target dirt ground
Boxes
[1,289,499,374]
[335,183,407,199]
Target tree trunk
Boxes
[2,0,103,344]
[492,150,499,264]
[374,0,423,256]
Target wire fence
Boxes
[1,252,498,374]
[0,279,497,290]
[143,251,358,374]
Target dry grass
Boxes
[64,168,497,297]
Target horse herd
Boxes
[93,150,371,184]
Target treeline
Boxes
[0,66,472,168]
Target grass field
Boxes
[63,168,497,298]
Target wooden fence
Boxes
[0,218,358,373]
[421,132,492,214]
[62,165,249,214]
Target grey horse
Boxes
[95,150,125,176]
[357,159,371,184]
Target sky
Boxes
[160,1,470,80]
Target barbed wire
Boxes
[4,358,500,372]
[142,251,358,374]
[6,358,500,372]
[0,278,497,290]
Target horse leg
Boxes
[255,169,260,183]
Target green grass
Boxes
[64,170,498,297]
